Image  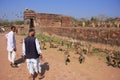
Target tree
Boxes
[0,20,24,27]
[91,17,97,22]
[14,20,24,25]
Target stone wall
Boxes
[24,9,73,28]
[35,13,73,27]
[38,27,120,50]
[23,9,120,51]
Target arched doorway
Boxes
[30,18,34,28]
[24,9,36,30]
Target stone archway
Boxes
[29,18,34,28]
[24,9,36,30]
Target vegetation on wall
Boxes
[71,16,118,27]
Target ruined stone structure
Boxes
[35,13,73,27]
[90,18,120,28]
[114,18,120,28]
[40,27,120,46]
[24,9,73,31]
[23,9,120,51]
[40,27,120,51]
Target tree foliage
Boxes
[0,20,24,27]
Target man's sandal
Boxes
[38,75,45,80]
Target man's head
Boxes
[29,28,35,37]
[11,26,16,32]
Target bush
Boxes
[36,34,72,47]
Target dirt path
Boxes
[0,34,120,80]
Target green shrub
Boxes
[36,34,73,48]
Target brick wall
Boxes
[38,27,120,50]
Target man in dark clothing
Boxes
[22,29,44,80]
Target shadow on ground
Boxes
[41,62,50,75]
[33,62,49,80]
[15,56,25,65]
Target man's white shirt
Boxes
[5,31,16,51]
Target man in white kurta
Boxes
[5,26,17,67]
[22,29,44,79]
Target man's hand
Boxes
[13,48,16,51]
[22,55,26,59]
[21,55,26,63]
[39,54,44,62]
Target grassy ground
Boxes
[36,34,108,58]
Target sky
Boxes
[0,0,120,21]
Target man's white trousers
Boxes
[26,58,41,74]
[8,51,16,64]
